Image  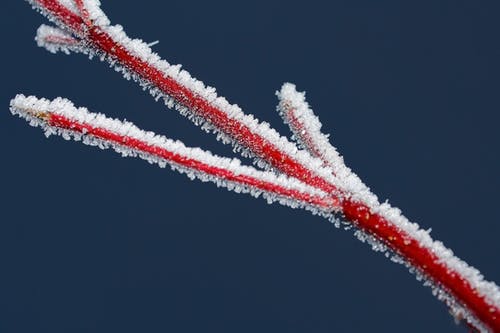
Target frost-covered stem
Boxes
[74,0,90,26]
[277,83,347,173]
[341,200,499,332]
[33,0,84,34]
[26,1,500,331]
[277,84,500,332]
[10,95,337,213]
[42,34,77,46]
[35,25,80,54]
[29,0,344,198]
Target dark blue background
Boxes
[1,1,499,332]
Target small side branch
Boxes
[36,25,81,54]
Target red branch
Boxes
[44,113,336,211]
[283,105,329,166]
[43,34,78,45]
[28,1,500,331]
[74,0,91,27]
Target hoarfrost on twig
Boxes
[15,1,500,331]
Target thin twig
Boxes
[10,95,337,214]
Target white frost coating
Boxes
[80,0,110,27]
[10,94,335,215]
[53,0,78,15]
[26,1,500,329]
[362,164,500,313]
[100,30,344,191]
[277,83,500,314]
[276,83,500,319]
[27,0,110,31]
[35,24,80,54]
[28,0,345,195]
[56,0,109,27]
[277,83,374,200]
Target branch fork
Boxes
[11,1,500,331]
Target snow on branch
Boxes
[17,1,500,331]
[10,94,338,215]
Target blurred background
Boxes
[1,1,499,332]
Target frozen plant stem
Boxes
[10,95,337,214]
[15,1,500,331]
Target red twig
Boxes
[74,0,91,27]
[32,0,340,195]
[50,114,333,211]
[10,95,337,213]
[23,1,500,331]
[43,34,77,45]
